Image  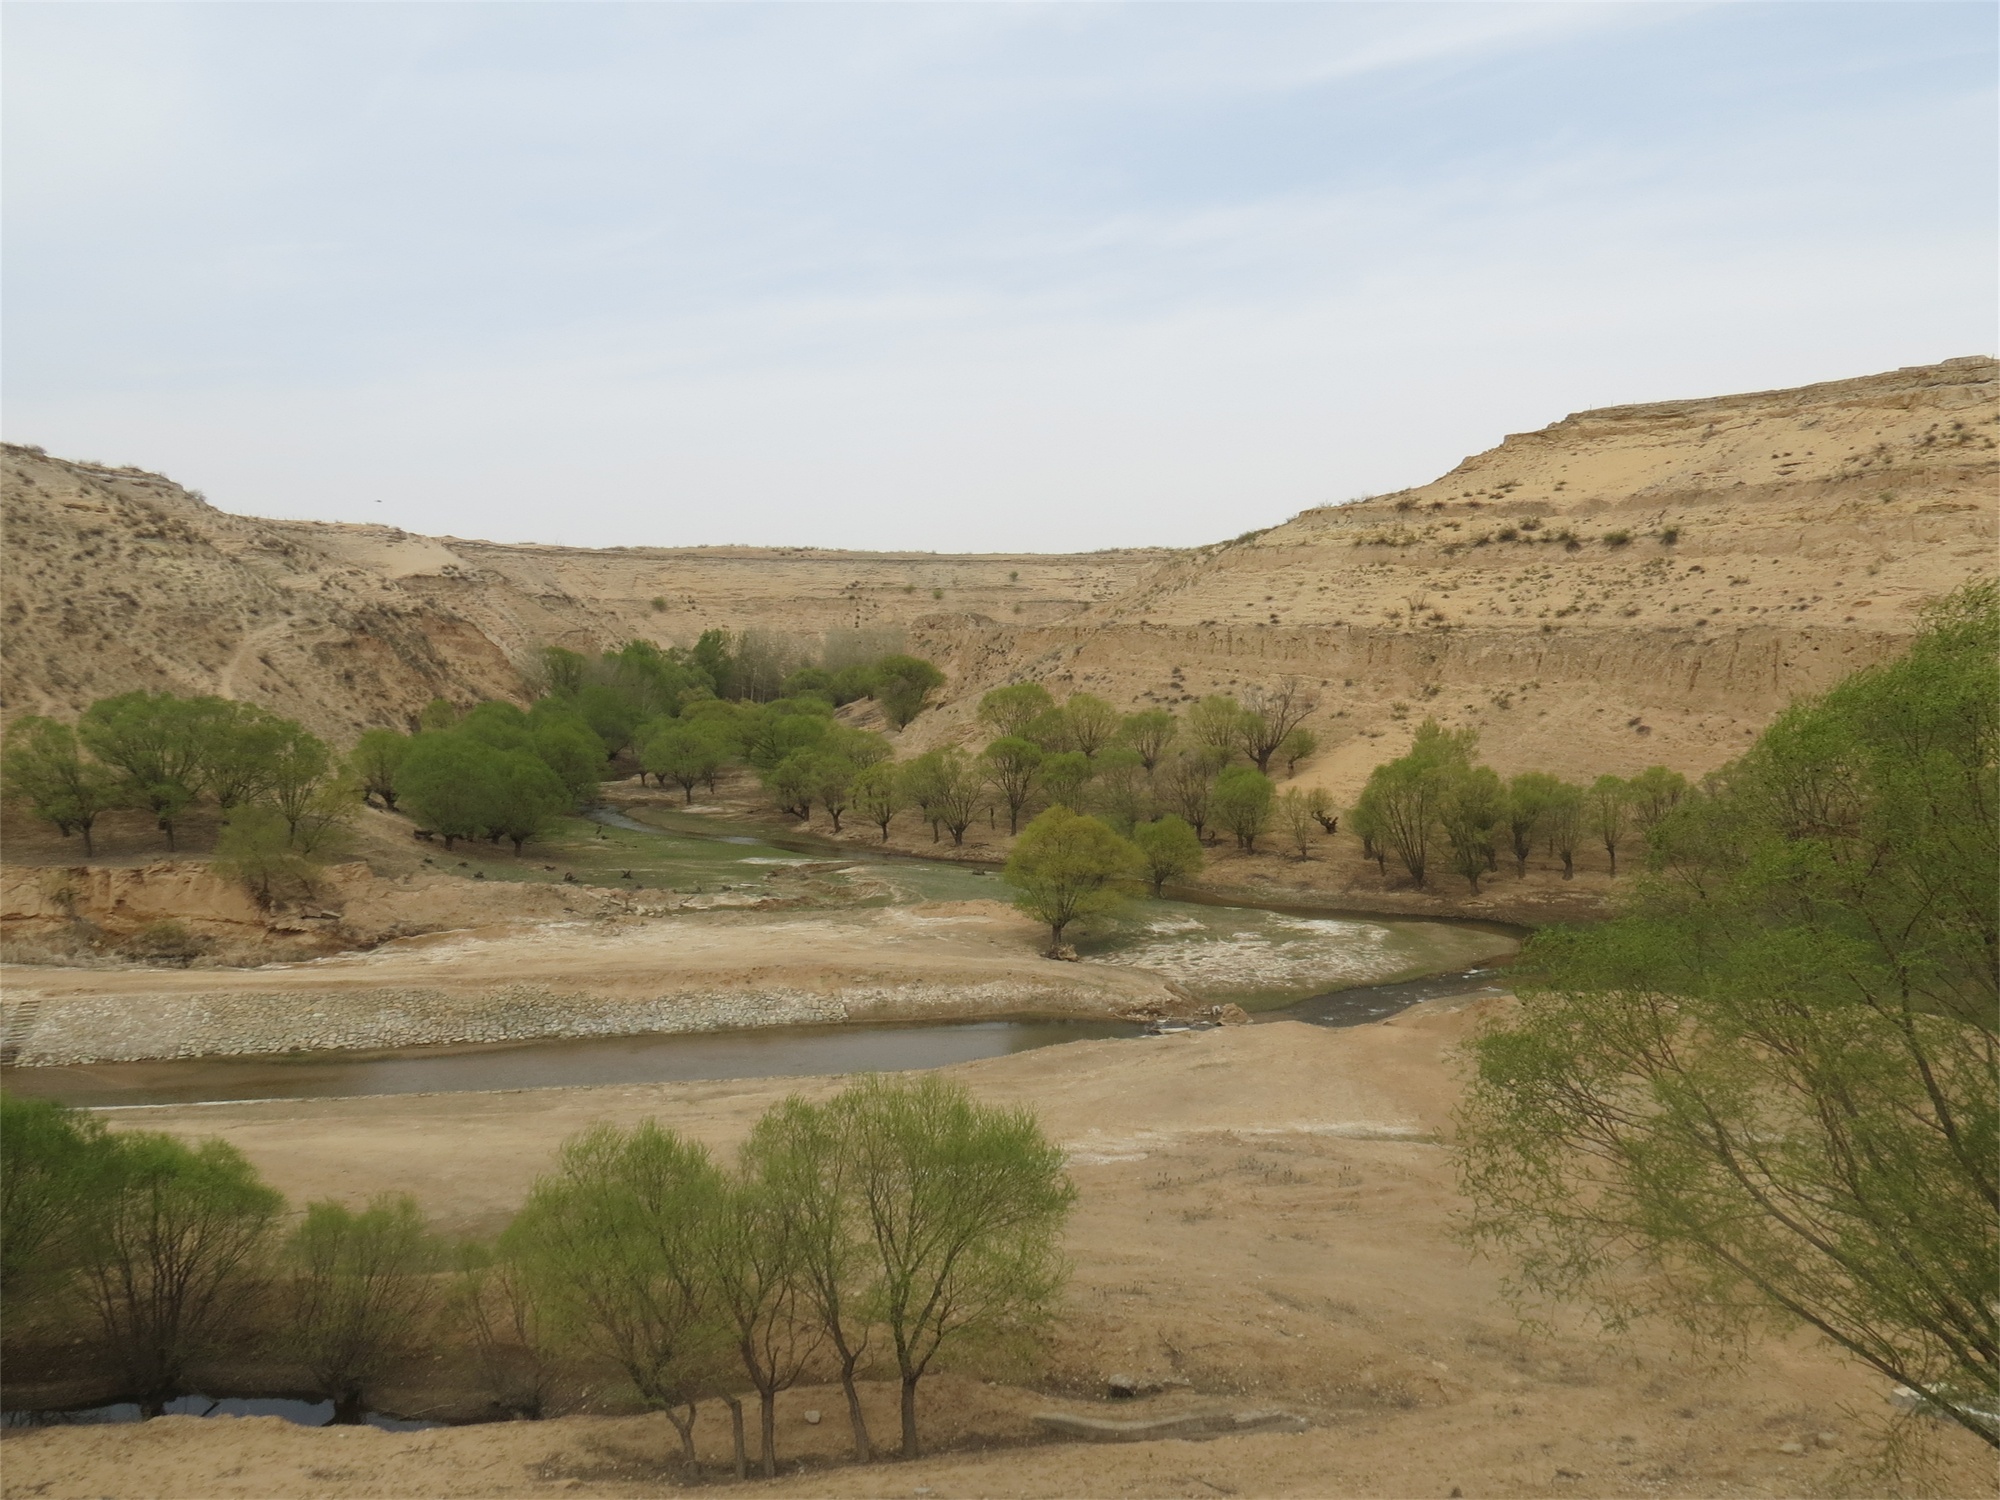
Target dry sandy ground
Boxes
[6,1004,1990,1499]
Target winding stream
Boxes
[3,806,1519,1109]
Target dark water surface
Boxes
[1,1019,1146,1109]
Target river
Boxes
[2,804,1519,1109]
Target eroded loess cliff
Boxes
[903,356,1998,793]
[3,357,1992,787]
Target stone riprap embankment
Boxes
[0,904,1185,1065]
[0,974,1170,1066]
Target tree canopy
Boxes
[1456,582,1999,1449]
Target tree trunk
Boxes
[838,1349,872,1460]
[900,1373,921,1458]
[760,1390,778,1477]
[724,1396,747,1478]
[830,810,843,832]
[1605,843,1618,876]
[666,1403,699,1464]
[1560,852,1574,879]
[80,822,95,858]
[161,818,176,852]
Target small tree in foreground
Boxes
[839,1076,1075,1459]
[80,1131,284,1415]
[284,1194,442,1422]
[0,1094,112,1305]
[504,1122,728,1463]
[739,1098,879,1461]
[1003,805,1139,954]
[1456,582,1998,1452]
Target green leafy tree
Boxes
[1212,766,1274,852]
[267,723,336,841]
[1058,693,1120,758]
[1588,774,1632,876]
[1003,805,1139,953]
[1036,750,1092,811]
[504,1121,731,1464]
[838,1076,1075,1458]
[1358,719,1478,887]
[1088,748,1153,835]
[1458,583,1998,1450]
[1278,727,1318,776]
[807,752,859,832]
[351,729,411,811]
[1627,764,1690,831]
[458,700,533,753]
[490,751,571,853]
[538,648,589,699]
[1440,765,1505,894]
[977,683,1055,739]
[213,804,321,905]
[1131,815,1203,896]
[900,747,982,845]
[1116,710,1178,771]
[980,736,1044,834]
[1541,780,1585,879]
[80,1131,284,1415]
[1186,695,1246,762]
[198,702,290,811]
[710,1174,823,1477]
[1,1094,113,1304]
[417,697,463,734]
[1351,783,1387,874]
[1503,772,1561,876]
[284,1194,442,1423]
[396,734,500,847]
[1,716,123,856]
[850,762,902,842]
[1158,749,1216,841]
[644,724,728,804]
[78,691,217,851]
[532,715,609,807]
[740,1098,879,1461]
[447,1242,563,1420]
[763,752,818,820]
[873,655,946,729]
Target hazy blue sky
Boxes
[5,3,1993,551]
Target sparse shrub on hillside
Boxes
[123,920,210,967]
[1603,530,1632,547]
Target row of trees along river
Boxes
[1,1076,1070,1472]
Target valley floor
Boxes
[5,1006,1988,1500]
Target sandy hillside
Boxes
[4,1005,1990,1499]
[902,357,1999,795]
[6,358,1993,786]
[0,441,1164,743]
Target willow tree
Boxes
[1003,805,1138,953]
[1457,583,1998,1449]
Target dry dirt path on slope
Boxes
[5,1003,1989,1500]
